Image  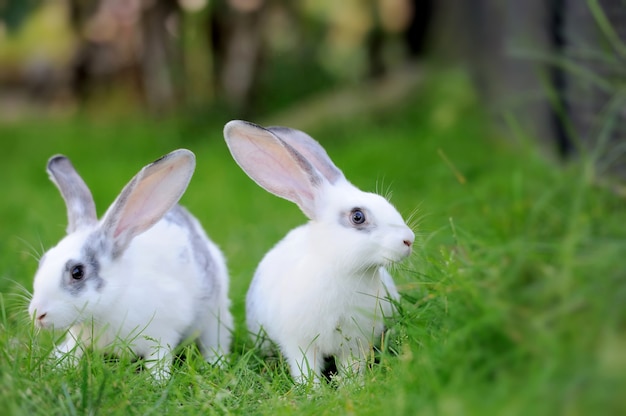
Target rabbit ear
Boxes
[266,126,345,185]
[101,149,196,257]
[224,120,326,220]
[47,155,98,233]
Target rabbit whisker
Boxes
[16,236,46,263]
[375,177,395,201]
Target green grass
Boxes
[1,70,625,415]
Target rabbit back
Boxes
[112,205,232,358]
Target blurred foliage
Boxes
[0,0,41,32]
[0,0,421,118]
[0,1,74,64]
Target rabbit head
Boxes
[224,121,414,270]
[29,150,196,330]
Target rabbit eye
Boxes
[350,209,366,225]
[71,264,85,280]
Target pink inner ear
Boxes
[266,126,345,185]
[229,129,320,219]
[112,161,186,241]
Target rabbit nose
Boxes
[32,311,48,328]
[402,229,415,250]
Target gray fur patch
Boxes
[339,207,376,232]
[289,144,324,188]
[163,205,188,227]
[83,239,105,291]
[63,259,88,295]
[61,233,106,296]
[165,206,217,298]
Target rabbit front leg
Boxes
[142,344,173,381]
[197,306,232,366]
[54,324,87,367]
[284,342,323,384]
[335,351,367,379]
[334,337,369,381]
[197,331,227,366]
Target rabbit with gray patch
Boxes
[28,149,233,379]
[224,121,414,383]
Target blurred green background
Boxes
[1,1,625,414]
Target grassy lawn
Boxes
[0,70,624,415]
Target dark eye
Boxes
[350,209,366,225]
[71,264,85,280]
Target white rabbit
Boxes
[28,149,233,379]
[224,121,415,383]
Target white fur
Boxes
[224,121,414,383]
[28,150,232,379]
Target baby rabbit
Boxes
[224,121,414,383]
[28,149,233,379]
